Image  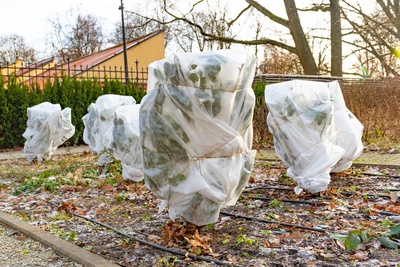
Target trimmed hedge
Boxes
[1,76,398,150]
[0,75,146,149]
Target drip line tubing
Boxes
[361,172,400,179]
[47,201,240,267]
[256,157,400,173]
[242,194,400,217]
[247,195,323,206]
[219,211,327,233]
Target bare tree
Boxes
[260,44,303,74]
[0,34,36,66]
[189,2,235,51]
[109,11,163,45]
[47,10,105,64]
[342,0,400,77]
[330,0,343,76]
[132,0,321,74]
[125,0,243,53]
[282,0,319,74]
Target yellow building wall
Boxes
[77,31,165,83]
[1,60,55,88]
[1,31,165,88]
[0,59,24,76]
[105,31,165,71]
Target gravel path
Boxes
[0,223,83,267]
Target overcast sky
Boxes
[0,0,126,54]
[1,0,379,72]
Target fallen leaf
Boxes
[15,235,27,241]
[390,192,399,203]
[350,251,369,261]
[285,231,304,241]
[388,205,400,213]
[98,184,115,192]
[320,252,336,258]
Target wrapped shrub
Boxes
[82,94,136,166]
[103,104,143,181]
[22,102,75,162]
[265,80,363,194]
[140,50,257,226]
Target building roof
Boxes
[64,29,164,72]
[3,29,164,87]
[13,57,55,77]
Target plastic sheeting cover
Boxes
[265,80,363,194]
[328,81,364,172]
[22,102,75,162]
[103,104,144,181]
[82,94,136,166]
[140,49,257,226]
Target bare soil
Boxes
[1,149,400,267]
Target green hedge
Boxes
[0,75,146,149]
[0,76,272,150]
[2,75,397,151]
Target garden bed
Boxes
[0,149,400,266]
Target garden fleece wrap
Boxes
[139,50,257,226]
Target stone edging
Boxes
[0,211,120,267]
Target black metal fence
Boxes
[2,60,390,91]
[0,60,148,88]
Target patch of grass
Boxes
[279,172,295,185]
[269,199,283,208]
[222,236,230,244]
[156,256,182,267]
[115,192,128,202]
[13,176,60,195]
[138,214,151,222]
[48,223,77,242]
[47,212,71,221]
[236,233,256,245]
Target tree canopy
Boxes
[46,9,104,64]
[0,34,36,66]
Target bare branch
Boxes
[131,1,296,53]
[342,8,399,76]
[244,0,289,27]
[227,4,251,28]
[298,3,330,12]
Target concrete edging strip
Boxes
[0,211,120,267]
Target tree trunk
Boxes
[330,0,342,76]
[283,0,318,75]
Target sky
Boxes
[0,0,379,73]
[0,0,125,55]
[0,0,285,50]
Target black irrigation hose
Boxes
[247,189,394,200]
[248,185,400,196]
[219,211,327,233]
[378,210,400,216]
[46,201,240,267]
[361,172,400,179]
[352,163,400,170]
[258,157,400,170]
[243,193,400,217]
[247,183,400,197]
[245,186,293,191]
[247,195,322,206]
[341,192,393,198]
